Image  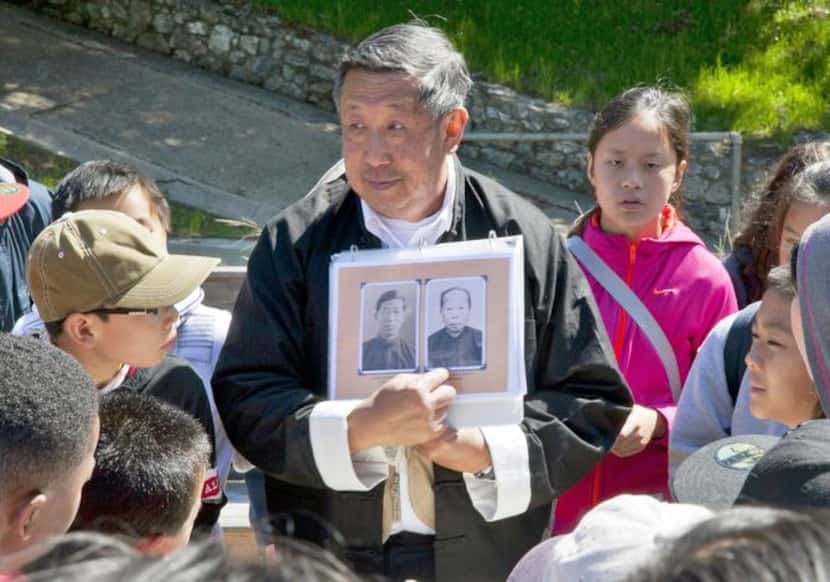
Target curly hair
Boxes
[731,141,830,302]
[0,334,98,497]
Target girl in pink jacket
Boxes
[554,87,738,533]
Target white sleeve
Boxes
[462,425,530,522]
[11,307,46,338]
[670,313,738,477]
[309,401,388,491]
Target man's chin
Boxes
[357,192,423,220]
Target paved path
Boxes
[0,2,589,227]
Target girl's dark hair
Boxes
[786,160,830,208]
[587,86,691,165]
[572,86,691,236]
[732,142,830,302]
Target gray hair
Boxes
[791,160,830,204]
[332,22,472,119]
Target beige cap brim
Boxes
[108,253,221,310]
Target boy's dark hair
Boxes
[375,289,406,312]
[72,391,210,538]
[0,334,98,496]
[765,264,795,300]
[627,507,830,582]
[21,533,363,582]
[53,160,171,232]
[732,142,830,303]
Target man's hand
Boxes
[347,368,456,452]
[610,404,667,458]
[416,428,492,474]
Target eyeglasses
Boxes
[85,306,177,319]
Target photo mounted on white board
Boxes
[425,276,487,371]
[328,235,527,427]
[359,281,419,374]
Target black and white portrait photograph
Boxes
[359,281,419,374]
[329,235,524,425]
[425,276,487,370]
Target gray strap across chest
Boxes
[567,236,682,402]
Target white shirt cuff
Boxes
[309,401,388,491]
[463,425,531,522]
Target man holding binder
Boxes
[213,22,631,582]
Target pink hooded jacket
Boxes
[554,207,737,533]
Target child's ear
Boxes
[63,314,99,348]
[134,534,174,555]
[15,493,46,542]
[671,159,688,192]
[443,107,469,154]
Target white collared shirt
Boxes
[99,364,131,395]
[308,156,531,535]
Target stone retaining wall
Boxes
[14,0,821,244]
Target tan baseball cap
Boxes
[27,210,221,322]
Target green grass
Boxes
[255,0,830,138]
[0,131,245,238]
[168,201,252,238]
[0,132,76,189]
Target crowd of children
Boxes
[2,55,830,580]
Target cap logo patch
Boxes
[714,442,766,471]
[201,468,222,501]
[0,183,22,196]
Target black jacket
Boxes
[121,355,225,534]
[213,159,631,580]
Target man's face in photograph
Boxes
[376,297,406,341]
